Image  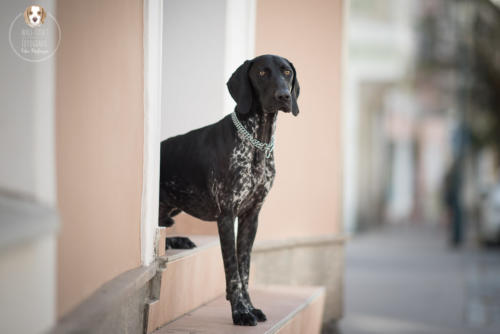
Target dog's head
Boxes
[24,5,46,28]
[227,55,300,117]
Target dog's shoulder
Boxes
[163,116,235,159]
[160,115,237,184]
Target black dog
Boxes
[159,55,299,326]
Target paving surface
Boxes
[155,286,325,334]
[339,223,500,334]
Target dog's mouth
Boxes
[276,104,291,113]
[264,103,291,114]
[279,105,291,113]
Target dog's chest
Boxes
[224,141,275,212]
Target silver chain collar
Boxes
[231,112,275,158]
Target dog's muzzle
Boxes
[275,89,292,113]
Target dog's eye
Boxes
[38,11,41,15]
[29,11,32,15]
[259,71,266,77]
[284,70,291,76]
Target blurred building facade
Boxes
[460,0,500,244]
[341,3,500,332]
[344,0,500,246]
[343,0,419,233]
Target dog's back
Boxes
[159,115,235,221]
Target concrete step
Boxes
[146,234,226,333]
[153,285,325,334]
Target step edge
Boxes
[254,234,347,253]
[53,264,156,333]
[163,235,220,263]
[148,240,225,333]
[265,286,326,334]
[158,293,225,330]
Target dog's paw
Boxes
[158,215,175,227]
[232,310,258,326]
[165,237,196,249]
[250,308,267,322]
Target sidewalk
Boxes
[339,223,500,334]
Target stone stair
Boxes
[145,228,325,333]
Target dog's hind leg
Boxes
[159,203,197,249]
[237,207,266,322]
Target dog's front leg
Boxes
[217,214,257,326]
[237,208,267,322]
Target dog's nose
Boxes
[33,17,38,22]
[275,89,291,102]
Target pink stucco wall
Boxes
[55,0,144,317]
[255,0,344,240]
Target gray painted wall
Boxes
[161,0,227,140]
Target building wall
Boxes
[0,234,56,334]
[0,0,56,205]
[255,0,344,240]
[161,0,227,140]
[0,0,57,332]
[252,2,346,321]
[55,0,144,317]
[251,236,344,322]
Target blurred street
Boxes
[340,223,500,334]
[340,1,500,332]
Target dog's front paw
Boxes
[232,310,257,326]
[165,237,196,249]
[250,308,267,322]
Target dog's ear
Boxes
[227,60,253,115]
[24,7,30,25]
[41,8,47,23]
[287,59,300,116]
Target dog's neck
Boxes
[237,111,277,146]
